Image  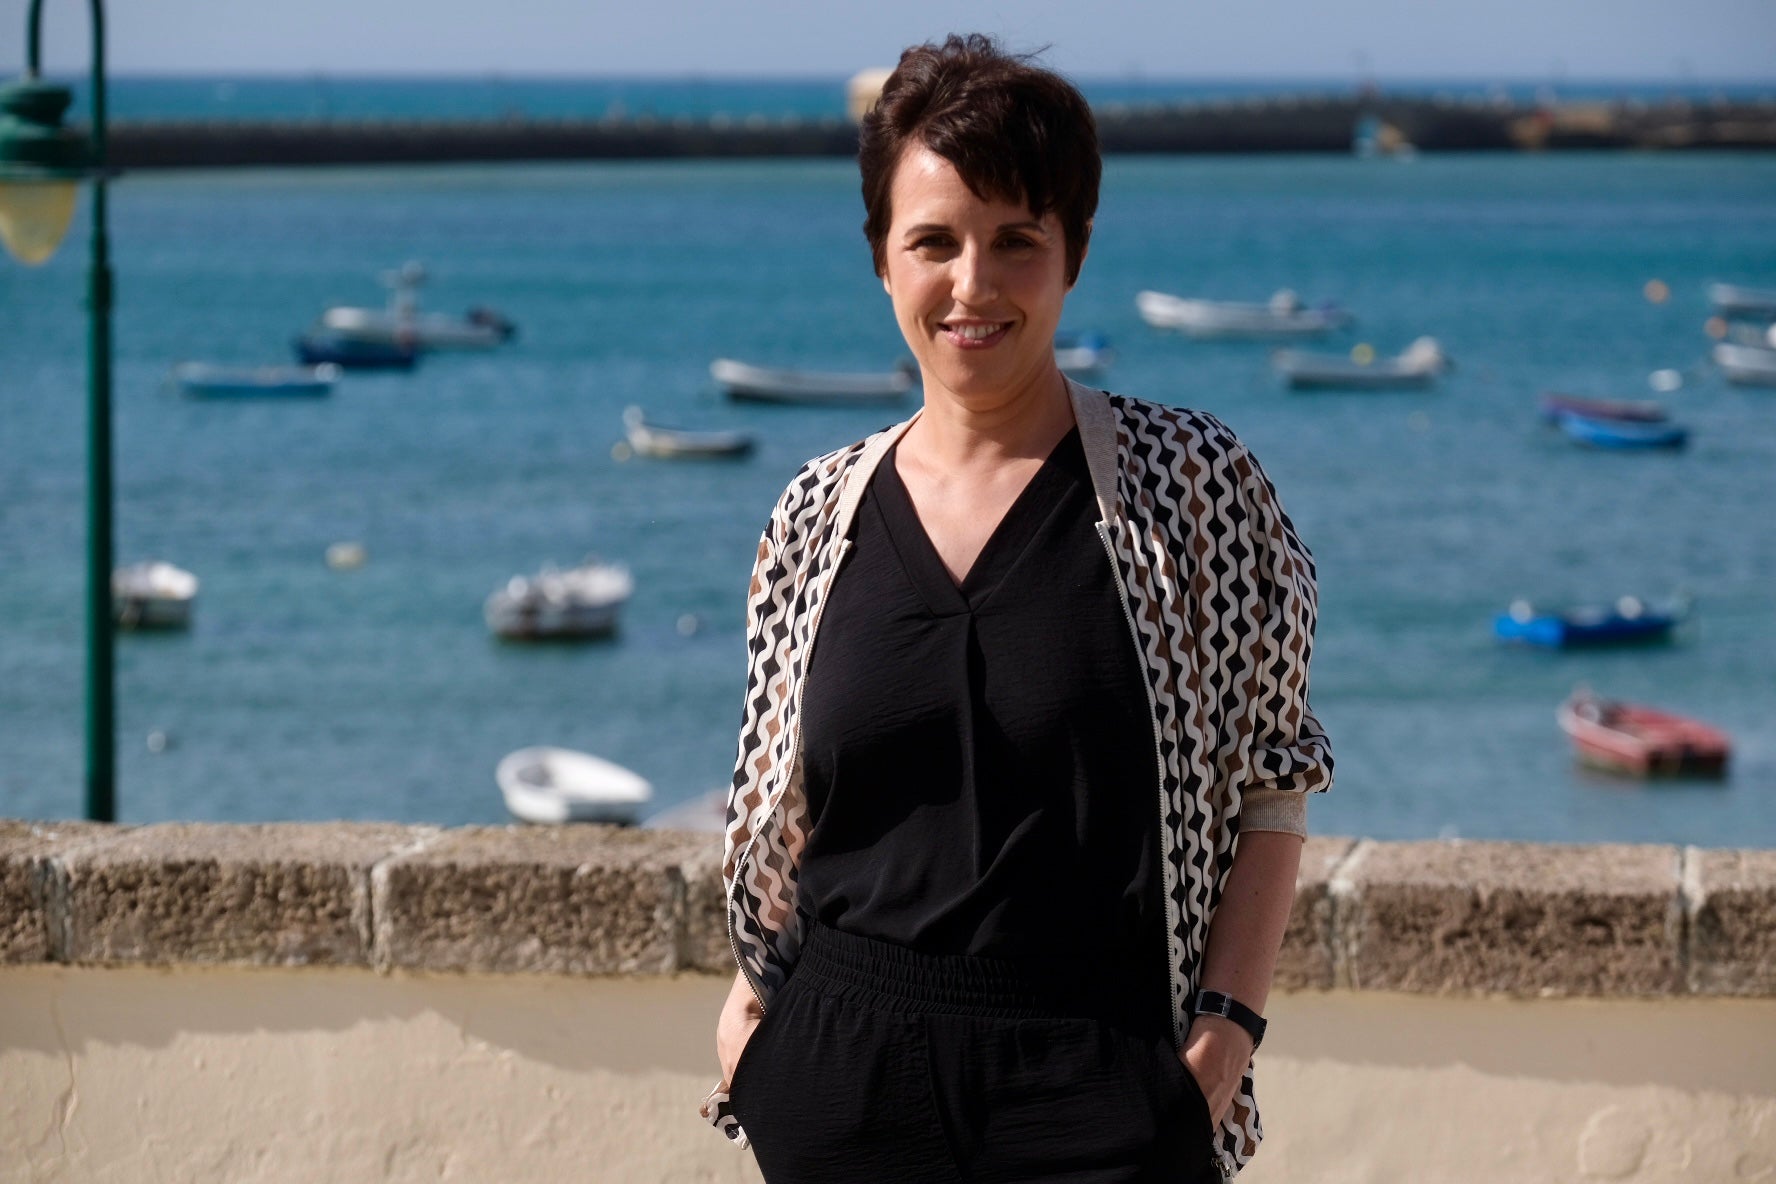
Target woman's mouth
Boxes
[940,321,1012,348]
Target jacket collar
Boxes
[828,378,1121,544]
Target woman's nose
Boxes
[952,243,997,306]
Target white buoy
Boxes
[1649,368,1683,392]
[677,613,701,637]
[147,730,169,753]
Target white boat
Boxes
[112,560,198,630]
[1053,332,1113,376]
[1136,289,1352,339]
[320,261,517,352]
[1723,321,1776,349]
[711,357,916,405]
[1707,282,1776,319]
[172,362,340,399]
[1714,341,1776,387]
[1274,337,1448,390]
[496,746,653,825]
[484,560,634,640]
[622,406,755,459]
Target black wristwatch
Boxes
[1192,990,1267,1051]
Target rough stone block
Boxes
[59,822,432,966]
[1272,835,1356,990]
[1332,839,1682,996]
[667,832,730,974]
[1686,847,1776,995]
[0,821,125,963]
[372,826,718,975]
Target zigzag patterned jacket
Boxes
[702,379,1333,1179]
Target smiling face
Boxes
[881,143,1081,412]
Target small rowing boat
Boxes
[1714,341,1776,387]
[172,362,341,399]
[1495,596,1685,648]
[1538,393,1668,424]
[1136,289,1352,339]
[623,407,755,459]
[1557,412,1688,450]
[1556,689,1730,779]
[711,357,916,405]
[496,746,653,825]
[1274,337,1446,390]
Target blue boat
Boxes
[293,330,420,371]
[1557,411,1687,450]
[1494,597,1686,648]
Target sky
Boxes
[3,0,1774,81]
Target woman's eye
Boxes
[913,236,953,251]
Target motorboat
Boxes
[1054,332,1114,376]
[1707,282,1776,319]
[1494,595,1686,648]
[172,362,340,399]
[622,406,755,459]
[1537,393,1668,424]
[1714,341,1776,387]
[1136,289,1352,339]
[711,357,916,405]
[319,261,517,352]
[496,746,653,825]
[1556,689,1730,778]
[485,560,633,641]
[1273,337,1446,390]
[1557,412,1687,450]
[112,560,198,630]
[293,329,419,371]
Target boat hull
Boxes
[1558,413,1688,449]
[1714,342,1776,387]
[174,363,341,399]
[294,334,419,370]
[1538,394,1667,424]
[496,747,652,825]
[1557,695,1730,779]
[1494,613,1677,648]
[1136,291,1351,339]
[711,358,915,405]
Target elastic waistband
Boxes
[793,917,1158,1026]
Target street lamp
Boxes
[0,0,116,822]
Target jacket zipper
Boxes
[1095,521,1184,1047]
[725,537,854,1012]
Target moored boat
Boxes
[1136,289,1352,339]
[485,560,633,641]
[1495,596,1685,648]
[711,357,916,405]
[1556,689,1730,778]
[1538,393,1668,424]
[293,329,420,371]
[496,746,653,825]
[1714,341,1776,387]
[1053,331,1113,376]
[1557,412,1687,450]
[112,560,198,630]
[622,406,755,459]
[1274,337,1446,390]
[172,362,341,399]
[320,261,517,352]
[1707,282,1776,319]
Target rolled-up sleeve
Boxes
[1232,438,1333,832]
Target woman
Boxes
[700,34,1331,1183]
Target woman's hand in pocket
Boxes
[1182,1015,1255,1128]
[716,969,765,1087]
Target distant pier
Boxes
[98,93,1776,170]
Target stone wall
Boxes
[4,821,1772,998]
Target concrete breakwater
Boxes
[97,94,1776,170]
[4,820,1775,1183]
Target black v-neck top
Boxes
[796,427,1166,994]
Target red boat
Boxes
[1539,393,1668,425]
[1557,690,1731,778]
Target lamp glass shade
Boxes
[0,177,78,265]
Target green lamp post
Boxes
[0,0,116,822]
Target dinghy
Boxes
[1136,289,1352,339]
[112,561,198,630]
[1557,412,1688,450]
[1557,690,1730,779]
[1537,393,1667,424]
[496,746,653,825]
[1715,341,1776,387]
[711,357,916,405]
[1053,332,1114,376]
[172,362,341,399]
[1707,282,1776,319]
[485,560,633,641]
[622,406,755,459]
[1274,337,1446,390]
[1495,596,1686,648]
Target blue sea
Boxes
[3,98,1775,846]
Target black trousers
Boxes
[729,920,1221,1183]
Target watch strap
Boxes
[1192,989,1266,1051]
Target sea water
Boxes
[2,149,1774,845]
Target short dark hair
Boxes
[859,34,1100,285]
